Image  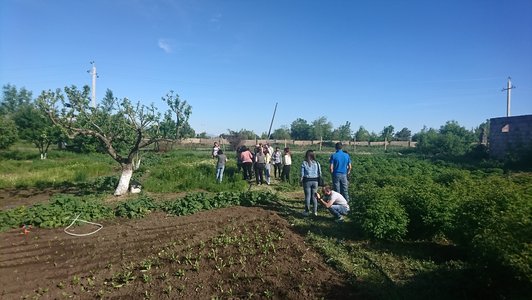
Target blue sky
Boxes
[1,0,531,136]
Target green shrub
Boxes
[159,190,279,216]
[85,175,119,192]
[0,206,28,231]
[0,117,18,149]
[239,190,279,206]
[160,192,208,216]
[206,191,242,209]
[451,177,532,282]
[115,195,157,218]
[351,184,408,240]
[398,178,458,240]
[0,194,112,230]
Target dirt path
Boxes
[0,206,356,299]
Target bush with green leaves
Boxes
[415,121,476,157]
[239,190,280,206]
[205,191,242,209]
[0,194,112,230]
[160,192,209,216]
[398,178,459,240]
[351,184,408,240]
[450,177,532,282]
[160,190,279,216]
[0,117,18,149]
[115,195,158,218]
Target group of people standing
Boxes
[212,141,352,222]
[212,141,293,185]
[236,143,293,185]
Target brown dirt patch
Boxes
[0,187,79,210]
[0,206,356,299]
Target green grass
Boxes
[0,144,116,189]
[141,150,249,193]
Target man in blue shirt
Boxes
[329,142,352,202]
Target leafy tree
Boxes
[38,85,165,196]
[311,116,333,140]
[415,121,475,156]
[380,125,395,142]
[163,91,192,140]
[271,126,291,140]
[474,120,489,144]
[196,132,209,138]
[0,84,32,116]
[411,126,427,142]
[13,104,62,159]
[232,129,256,140]
[0,117,17,149]
[368,131,380,142]
[290,118,311,140]
[222,129,257,150]
[158,110,176,139]
[332,121,353,141]
[438,121,475,155]
[1,84,62,157]
[394,127,412,141]
[355,126,370,142]
[414,126,438,152]
[179,122,195,138]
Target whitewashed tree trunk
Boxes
[114,163,133,196]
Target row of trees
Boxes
[226,117,488,147]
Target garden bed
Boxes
[0,206,355,299]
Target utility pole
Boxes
[502,77,516,117]
[267,102,278,140]
[87,61,98,108]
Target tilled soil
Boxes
[0,206,356,299]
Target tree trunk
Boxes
[114,163,133,196]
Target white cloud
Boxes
[158,39,173,53]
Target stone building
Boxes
[489,114,532,159]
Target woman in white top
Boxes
[263,146,272,185]
[281,147,292,182]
